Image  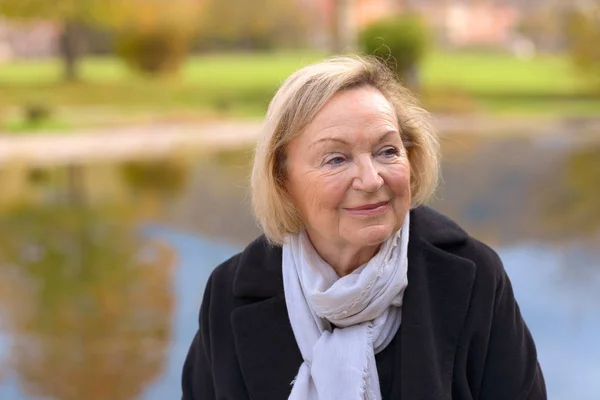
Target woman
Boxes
[182,56,547,400]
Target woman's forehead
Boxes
[297,89,399,144]
[316,87,396,120]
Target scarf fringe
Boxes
[359,322,376,400]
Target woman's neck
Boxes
[305,230,381,277]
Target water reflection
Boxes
[536,145,600,242]
[119,157,191,199]
[0,164,178,400]
[169,149,262,244]
[433,134,600,249]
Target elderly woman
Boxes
[181,56,546,400]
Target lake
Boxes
[0,131,598,399]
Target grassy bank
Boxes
[423,52,600,116]
[0,51,598,132]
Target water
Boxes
[0,133,598,399]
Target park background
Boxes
[0,0,599,399]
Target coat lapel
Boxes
[400,210,476,399]
[230,236,302,400]
[231,295,302,400]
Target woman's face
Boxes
[285,86,411,250]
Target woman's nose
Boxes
[352,156,383,193]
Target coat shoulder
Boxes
[462,236,505,279]
[414,205,506,284]
[207,234,283,299]
[207,251,242,295]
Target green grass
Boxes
[0,50,598,132]
[422,52,583,95]
[0,52,326,129]
[421,51,600,116]
[2,117,71,134]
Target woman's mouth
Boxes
[344,201,389,216]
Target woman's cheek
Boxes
[300,171,341,214]
[386,164,410,182]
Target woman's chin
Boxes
[352,225,395,246]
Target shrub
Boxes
[359,14,430,89]
[115,28,191,75]
[110,0,201,75]
[24,103,52,125]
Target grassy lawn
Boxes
[423,52,581,95]
[423,51,600,116]
[0,52,322,108]
[0,50,598,132]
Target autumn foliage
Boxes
[109,0,202,75]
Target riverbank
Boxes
[1,115,599,167]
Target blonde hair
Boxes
[251,55,439,245]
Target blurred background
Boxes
[0,0,598,399]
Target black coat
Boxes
[182,206,547,399]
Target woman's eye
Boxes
[326,156,345,165]
[380,147,399,157]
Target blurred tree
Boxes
[331,0,355,53]
[359,14,430,90]
[0,0,114,81]
[110,0,202,75]
[0,0,202,78]
[565,1,600,88]
[0,166,175,400]
[196,0,310,51]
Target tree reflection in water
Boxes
[536,145,600,242]
[0,164,176,400]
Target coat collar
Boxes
[230,206,476,399]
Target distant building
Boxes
[0,19,59,63]
[304,0,522,50]
[442,2,520,47]
[394,1,522,49]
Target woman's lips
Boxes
[344,201,389,216]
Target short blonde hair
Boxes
[251,55,439,245]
